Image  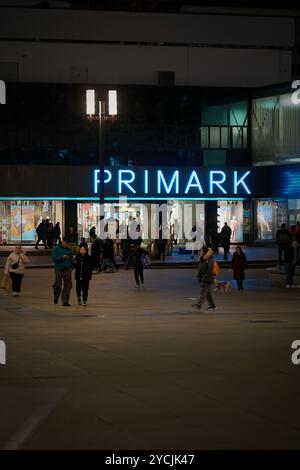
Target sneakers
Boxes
[286,285,291,288]
[135,285,140,289]
[192,304,200,310]
[12,292,18,297]
[78,298,82,306]
[82,301,87,307]
[207,306,217,311]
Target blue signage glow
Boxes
[93,167,253,199]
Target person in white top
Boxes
[4,245,29,297]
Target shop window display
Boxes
[77,203,145,240]
[217,201,244,242]
[256,201,287,241]
[0,200,63,244]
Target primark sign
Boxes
[93,167,253,199]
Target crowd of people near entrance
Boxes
[1,219,300,311]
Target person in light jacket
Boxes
[4,245,29,296]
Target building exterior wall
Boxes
[0,8,294,86]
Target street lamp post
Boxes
[86,89,117,225]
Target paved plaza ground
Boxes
[0,267,300,450]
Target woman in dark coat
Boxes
[74,245,93,306]
[126,243,147,288]
[230,246,247,290]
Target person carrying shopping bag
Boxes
[4,245,29,296]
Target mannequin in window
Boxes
[230,216,239,243]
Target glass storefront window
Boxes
[217,201,244,242]
[0,200,64,244]
[288,199,300,225]
[255,200,288,240]
[77,201,205,246]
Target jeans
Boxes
[53,269,72,304]
[9,272,24,293]
[285,263,295,286]
[76,279,90,301]
[134,267,144,285]
[196,284,216,309]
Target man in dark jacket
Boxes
[74,245,93,306]
[276,223,292,266]
[219,222,232,261]
[52,237,73,306]
[35,219,47,249]
[192,246,216,311]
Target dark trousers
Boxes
[278,246,288,266]
[134,266,144,285]
[76,279,90,301]
[236,279,244,290]
[223,244,230,260]
[54,236,61,246]
[158,245,166,261]
[53,269,72,304]
[196,284,216,309]
[35,234,46,248]
[9,272,24,293]
[285,263,295,286]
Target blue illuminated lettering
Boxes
[234,171,251,195]
[144,170,149,194]
[209,171,227,195]
[93,169,112,194]
[118,170,136,194]
[157,170,179,194]
[184,170,204,194]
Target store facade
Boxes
[0,165,299,245]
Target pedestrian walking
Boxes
[126,242,148,288]
[230,246,248,290]
[74,245,93,306]
[90,234,103,272]
[53,222,61,246]
[219,222,232,261]
[276,223,292,267]
[35,219,47,249]
[52,237,73,306]
[192,246,216,311]
[285,240,300,288]
[4,245,29,296]
[47,222,54,249]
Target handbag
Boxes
[11,256,21,270]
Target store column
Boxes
[64,201,78,239]
[205,201,218,235]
